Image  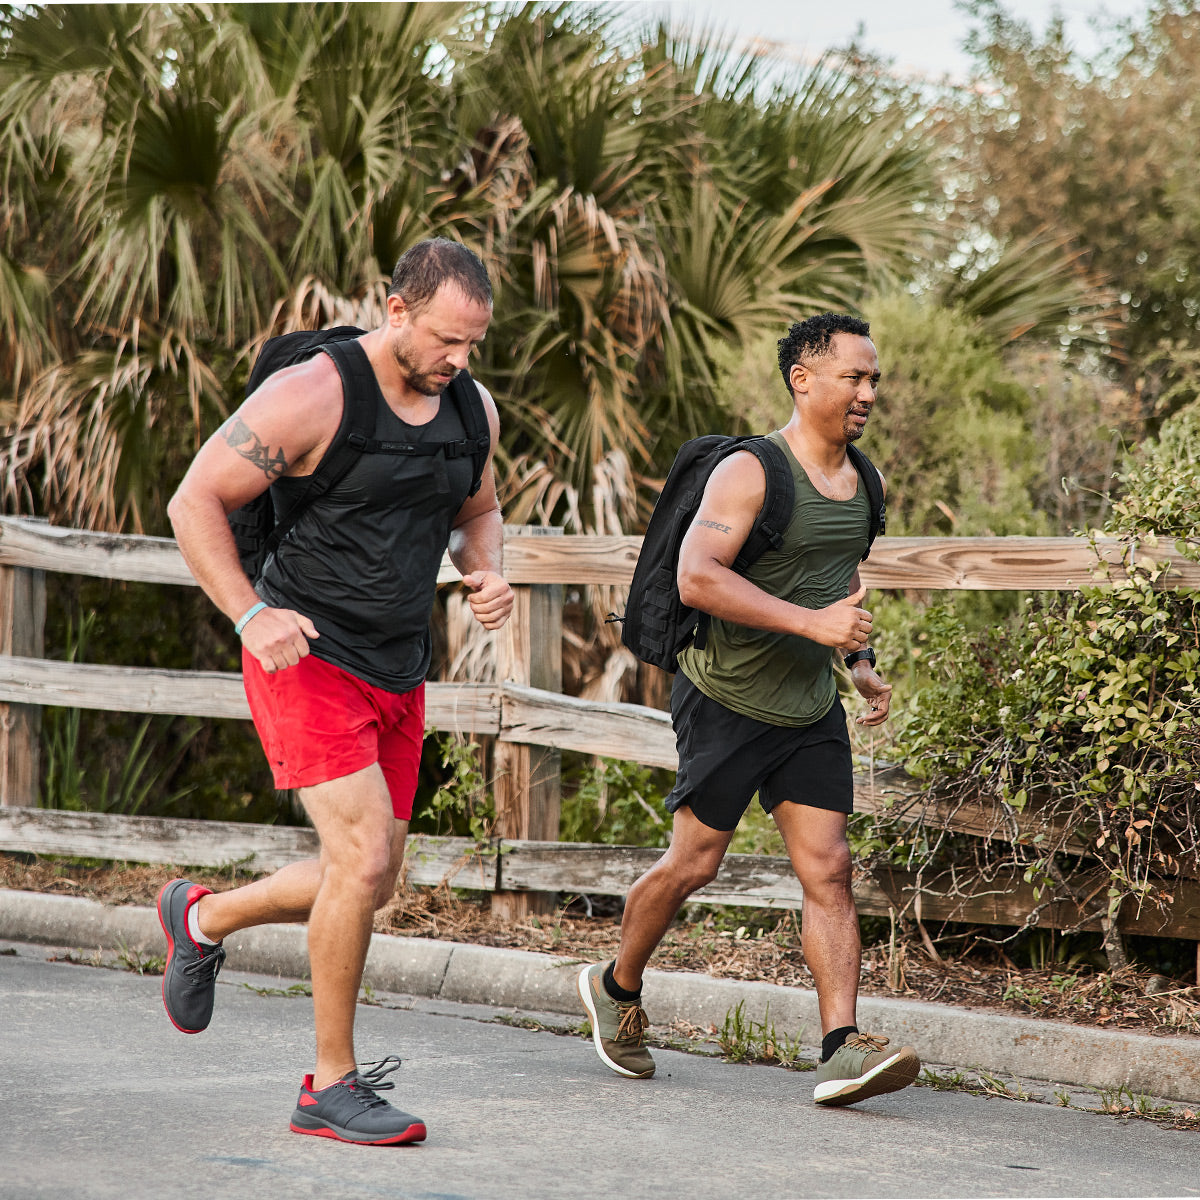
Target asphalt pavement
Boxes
[2,945,1199,1200]
[2,888,1200,1199]
[2,888,1198,1103]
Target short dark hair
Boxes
[777,312,871,392]
[388,238,492,313]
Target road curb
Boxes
[3,887,1198,1103]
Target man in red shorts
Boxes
[163,238,512,1144]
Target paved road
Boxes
[1,946,1197,1200]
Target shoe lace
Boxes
[182,943,225,984]
[845,1032,888,1053]
[615,1001,649,1045]
[347,1055,403,1109]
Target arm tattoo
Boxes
[222,416,289,482]
[696,518,733,534]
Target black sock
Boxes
[603,961,641,1002]
[821,1025,858,1063]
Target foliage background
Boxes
[2,1,1198,939]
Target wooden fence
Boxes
[1,516,1198,949]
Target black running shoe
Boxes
[156,878,226,1034]
[290,1056,427,1145]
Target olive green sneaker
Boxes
[813,1032,920,1106]
[577,963,655,1079]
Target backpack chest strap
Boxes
[360,433,490,458]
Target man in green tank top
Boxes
[579,313,921,1107]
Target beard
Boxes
[391,335,457,396]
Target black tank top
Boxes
[256,365,476,693]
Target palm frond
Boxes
[937,232,1122,350]
[3,327,224,529]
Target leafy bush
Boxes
[893,402,1200,917]
[559,755,671,848]
[416,735,496,843]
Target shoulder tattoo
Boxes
[222,416,288,482]
[696,518,733,534]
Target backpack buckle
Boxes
[442,438,469,459]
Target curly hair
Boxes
[777,312,871,393]
[388,237,492,313]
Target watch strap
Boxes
[844,647,876,668]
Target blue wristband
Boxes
[234,601,268,636]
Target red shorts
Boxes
[241,650,425,820]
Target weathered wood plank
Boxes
[858,536,1200,591]
[500,681,677,768]
[496,693,1085,850]
[0,807,491,885]
[0,657,1092,848]
[0,655,252,718]
[496,843,1200,939]
[854,764,1088,853]
[0,657,501,734]
[491,533,642,586]
[0,517,196,586]
[0,807,319,870]
[498,841,659,896]
[2,811,1194,939]
[0,566,45,807]
[423,683,503,737]
[5,517,1198,592]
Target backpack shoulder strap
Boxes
[258,338,378,563]
[245,325,366,399]
[445,371,491,497]
[731,437,795,571]
[695,436,795,652]
[846,443,886,560]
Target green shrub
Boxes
[559,755,672,848]
[418,735,496,843]
[892,402,1200,915]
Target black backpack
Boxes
[227,327,490,582]
[615,435,885,672]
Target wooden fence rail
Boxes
[4,516,1200,590]
[0,516,1196,941]
[3,807,1197,940]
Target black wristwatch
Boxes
[844,647,876,669]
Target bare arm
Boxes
[676,452,872,652]
[446,382,513,630]
[167,355,340,670]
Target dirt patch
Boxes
[4,853,1199,1040]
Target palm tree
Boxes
[0,2,1125,814]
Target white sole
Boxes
[577,964,650,1078]
[814,1049,916,1104]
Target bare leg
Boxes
[194,859,324,939]
[771,803,860,1034]
[193,763,407,1090]
[613,806,733,993]
[194,799,408,941]
[300,765,406,1090]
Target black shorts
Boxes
[664,673,854,832]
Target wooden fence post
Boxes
[0,564,46,807]
[492,526,563,918]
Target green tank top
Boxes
[676,432,871,727]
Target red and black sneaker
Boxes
[156,878,225,1034]
[290,1056,426,1145]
